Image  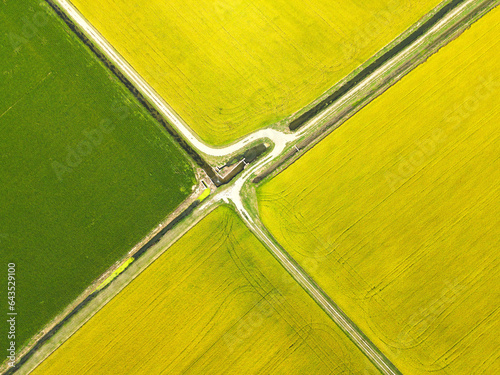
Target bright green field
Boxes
[0,0,195,355]
[259,6,500,375]
[71,0,441,145]
[33,206,379,374]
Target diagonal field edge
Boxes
[42,0,226,185]
[256,0,498,184]
[237,210,402,375]
[289,0,468,131]
[5,198,203,375]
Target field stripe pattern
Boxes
[32,206,380,374]
[0,0,195,354]
[69,0,440,145]
[258,6,500,374]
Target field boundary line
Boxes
[43,0,236,185]
[232,204,402,375]
[51,0,271,159]
[253,0,498,185]
[288,0,468,131]
[12,200,222,375]
[8,0,497,373]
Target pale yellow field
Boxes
[259,7,500,375]
[33,206,379,374]
[71,0,440,145]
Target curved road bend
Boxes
[55,0,477,160]
[54,0,308,158]
[212,2,480,373]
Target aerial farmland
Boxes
[32,206,379,374]
[2,0,498,374]
[258,5,500,374]
[69,0,441,145]
[0,0,195,359]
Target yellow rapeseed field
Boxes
[258,7,500,375]
[71,0,440,145]
[33,206,379,374]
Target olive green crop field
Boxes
[71,0,440,145]
[33,206,379,374]
[0,0,195,354]
[259,6,500,375]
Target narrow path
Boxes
[54,0,303,158]
[306,0,482,131]
[238,210,401,375]
[210,2,484,374]
[214,144,402,374]
[54,0,478,160]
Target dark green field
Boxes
[0,0,196,356]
